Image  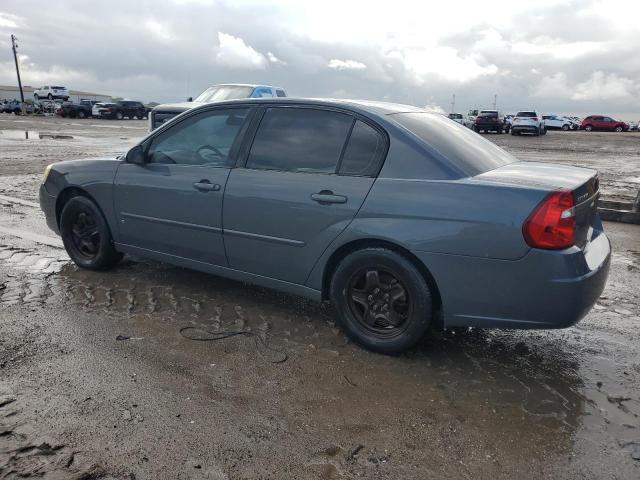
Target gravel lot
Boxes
[0,114,639,479]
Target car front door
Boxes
[222,106,387,284]
[113,106,251,266]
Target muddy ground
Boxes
[0,114,639,479]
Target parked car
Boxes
[0,100,36,115]
[472,110,504,133]
[448,113,465,125]
[94,101,148,120]
[33,86,69,101]
[58,100,99,118]
[39,98,610,354]
[542,115,576,131]
[511,111,546,136]
[580,115,629,132]
[149,84,287,130]
[503,115,514,133]
[1,100,22,114]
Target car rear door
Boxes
[222,106,386,284]
[113,106,251,266]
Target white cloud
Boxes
[215,32,267,69]
[327,59,366,71]
[532,71,638,102]
[267,51,286,65]
[0,12,19,28]
[144,19,176,43]
[531,73,573,98]
[572,71,637,101]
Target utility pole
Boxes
[450,94,456,114]
[492,94,497,110]
[10,34,25,103]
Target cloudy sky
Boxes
[1,0,639,119]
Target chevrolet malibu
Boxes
[39,99,611,354]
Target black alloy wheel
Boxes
[60,196,123,270]
[70,210,100,259]
[330,248,433,354]
[347,267,411,338]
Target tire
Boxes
[562,124,569,131]
[34,94,39,100]
[115,111,123,120]
[615,126,623,132]
[329,248,433,354]
[77,110,86,119]
[510,130,516,135]
[540,126,547,135]
[59,196,123,271]
[47,93,53,100]
[534,127,540,136]
[585,125,593,132]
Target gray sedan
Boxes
[39,98,611,354]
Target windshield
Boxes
[390,112,517,176]
[194,85,254,102]
[479,111,498,117]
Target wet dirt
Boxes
[0,115,639,479]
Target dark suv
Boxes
[95,101,148,120]
[472,110,504,134]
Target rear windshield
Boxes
[390,112,517,176]
[194,85,254,102]
[478,111,498,117]
[516,111,537,117]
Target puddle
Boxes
[0,130,74,140]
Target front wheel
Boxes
[330,248,433,354]
[562,124,569,131]
[615,126,623,132]
[115,111,123,120]
[60,196,123,270]
[34,94,39,100]
[77,110,86,119]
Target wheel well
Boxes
[55,186,91,227]
[321,239,443,319]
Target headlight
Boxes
[42,164,53,183]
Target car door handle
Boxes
[193,180,221,192]
[311,191,347,204]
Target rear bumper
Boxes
[413,230,611,329]
[512,125,539,133]
[39,183,59,234]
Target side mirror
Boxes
[187,96,193,102]
[126,145,146,165]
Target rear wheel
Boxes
[60,196,123,270]
[540,126,547,135]
[77,110,86,119]
[330,248,433,354]
[34,94,39,100]
[115,111,123,120]
[562,124,569,131]
[47,93,53,100]
[585,125,593,132]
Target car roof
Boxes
[203,83,285,90]
[184,97,424,117]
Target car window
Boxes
[516,112,537,117]
[276,89,286,98]
[603,117,612,122]
[479,111,498,117]
[390,112,517,176]
[246,107,352,174]
[255,88,274,98]
[339,120,386,177]
[148,108,249,167]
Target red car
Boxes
[581,115,629,132]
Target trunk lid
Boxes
[474,162,600,249]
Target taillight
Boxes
[523,189,575,249]
[475,117,480,124]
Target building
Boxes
[0,85,112,103]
